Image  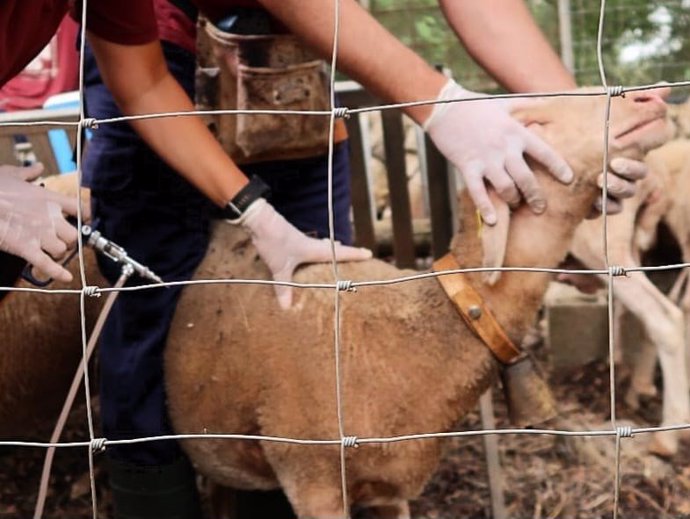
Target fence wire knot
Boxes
[90,438,107,453]
[616,426,634,439]
[333,107,351,119]
[607,85,624,97]
[82,286,102,298]
[337,280,357,293]
[342,436,359,448]
[609,266,627,277]
[81,117,99,130]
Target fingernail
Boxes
[560,166,574,183]
[609,157,626,172]
[483,212,497,226]
[531,199,547,214]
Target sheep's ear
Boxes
[510,98,552,128]
[481,190,510,286]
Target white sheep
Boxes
[568,154,688,457]
[164,89,671,518]
[564,96,690,455]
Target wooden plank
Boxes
[0,107,79,126]
[381,109,415,268]
[480,391,508,519]
[424,135,454,259]
[30,133,61,176]
[0,108,79,175]
[345,113,378,252]
[0,134,17,166]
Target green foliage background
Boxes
[367,0,690,94]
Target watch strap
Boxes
[222,175,270,221]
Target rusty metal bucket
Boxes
[500,355,559,428]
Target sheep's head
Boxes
[478,87,673,285]
[511,87,673,187]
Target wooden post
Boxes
[479,391,508,519]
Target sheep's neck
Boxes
[450,172,596,344]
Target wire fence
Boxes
[2,0,690,518]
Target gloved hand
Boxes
[424,79,574,225]
[0,163,80,282]
[588,157,648,218]
[236,198,372,309]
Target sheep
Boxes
[603,138,690,445]
[568,151,688,457]
[164,89,671,519]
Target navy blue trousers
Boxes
[83,41,352,464]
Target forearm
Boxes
[87,35,247,207]
[117,74,247,206]
[257,0,447,124]
[439,0,576,92]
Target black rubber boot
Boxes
[108,456,204,519]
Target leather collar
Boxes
[433,253,521,364]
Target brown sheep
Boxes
[164,89,671,518]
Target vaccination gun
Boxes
[21,223,163,287]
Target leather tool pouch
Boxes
[196,17,331,164]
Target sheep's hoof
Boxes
[624,384,658,411]
[624,389,641,411]
[680,427,690,442]
[647,431,678,458]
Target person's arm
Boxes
[439,0,576,92]
[85,34,371,308]
[86,35,248,206]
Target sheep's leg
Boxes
[365,501,411,519]
[625,334,659,410]
[681,272,690,395]
[209,484,237,519]
[272,463,346,519]
[290,487,346,519]
[607,273,689,456]
[612,300,626,365]
[616,301,659,408]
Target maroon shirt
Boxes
[194,0,261,23]
[1,0,159,88]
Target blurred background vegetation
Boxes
[363,0,690,97]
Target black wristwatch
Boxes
[222,175,271,221]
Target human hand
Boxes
[0,164,80,282]
[237,198,372,309]
[423,79,574,225]
[587,157,648,218]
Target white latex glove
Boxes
[424,79,574,225]
[589,157,648,217]
[236,198,372,309]
[0,163,80,282]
